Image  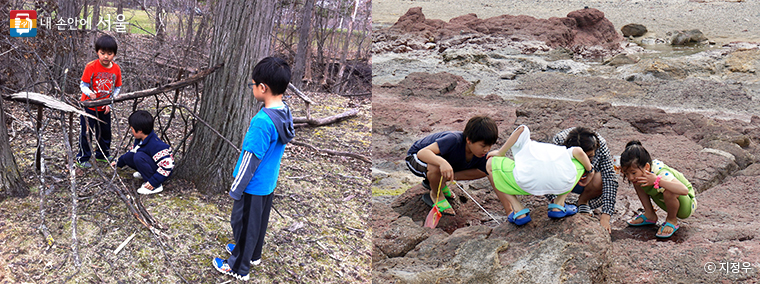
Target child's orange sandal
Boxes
[626,214,656,226]
[656,222,679,238]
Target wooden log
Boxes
[80,64,223,108]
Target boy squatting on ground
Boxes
[486,125,594,225]
[405,115,498,216]
[110,110,174,195]
[77,34,122,168]
[212,57,295,281]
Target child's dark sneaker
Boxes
[132,172,143,179]
[212,257,249,281]
[137,184,163,195]
[95,156,114,163]
[76,161,92,168]
[225,243,261,265]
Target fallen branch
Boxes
[2,92,100,121]
[290,140,370,163]
[287,83,316,105]
[80,64,223,108]
[293,109,360,128]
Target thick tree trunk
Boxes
[91,0,101,31]
[292,0,314,89]
[0,99,28,200]
[53,0,81,94]
[176,0,276,193]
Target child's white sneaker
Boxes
[132,172,142,179]
[137,184,163,195]
[225,243,261,266]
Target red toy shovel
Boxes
[423,177,444,228]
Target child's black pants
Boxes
[228,192,273,275]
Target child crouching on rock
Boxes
[621,140,696,238]
[486,125,594,225]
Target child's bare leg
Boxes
[425,163,453,214]
[486,158,514,214]
[551,192,569,211]
[496,190,526,218]
[660,190,681,235]
[629,184,658,224]
[487,173,513,214]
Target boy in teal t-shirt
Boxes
[212,57,295,281]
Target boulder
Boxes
[396,72,472,99]
[671,29,707,45]
[604,53,640,66]
[621,23,648,37]
[374,216,430,258]
[702,140,756,169]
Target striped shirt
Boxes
[551,127,618,216]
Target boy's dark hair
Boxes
[252,56,291,95]
[462,115,498,145]
[620,140,652,171]
[129,110,154,134]
[564,127,600,153]
[95,34,118,54]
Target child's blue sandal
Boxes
[547,203,577,219]
[626,214,657,226]
[507,208,532,225]
[656,222,680,238]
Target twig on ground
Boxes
[290,140,370,163]
[344,226,365,234]
[286,175,311,180]
[113,232,137,255]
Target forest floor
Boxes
[0,91,371,283]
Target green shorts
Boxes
[490,156,584,195]
[645,188,697,219]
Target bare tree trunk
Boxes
[82,0,89,29]
[177,0,276,193]
[0,98,28,200]
[292,0,314,89]
[336,0,359,93]
[185,0,196,46]
[53,0,81,94]
[91,0,101,31]
[117,0,124,16]
[155,0,166,40]
[192,11,210,48]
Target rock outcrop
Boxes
[373,7,624,57]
